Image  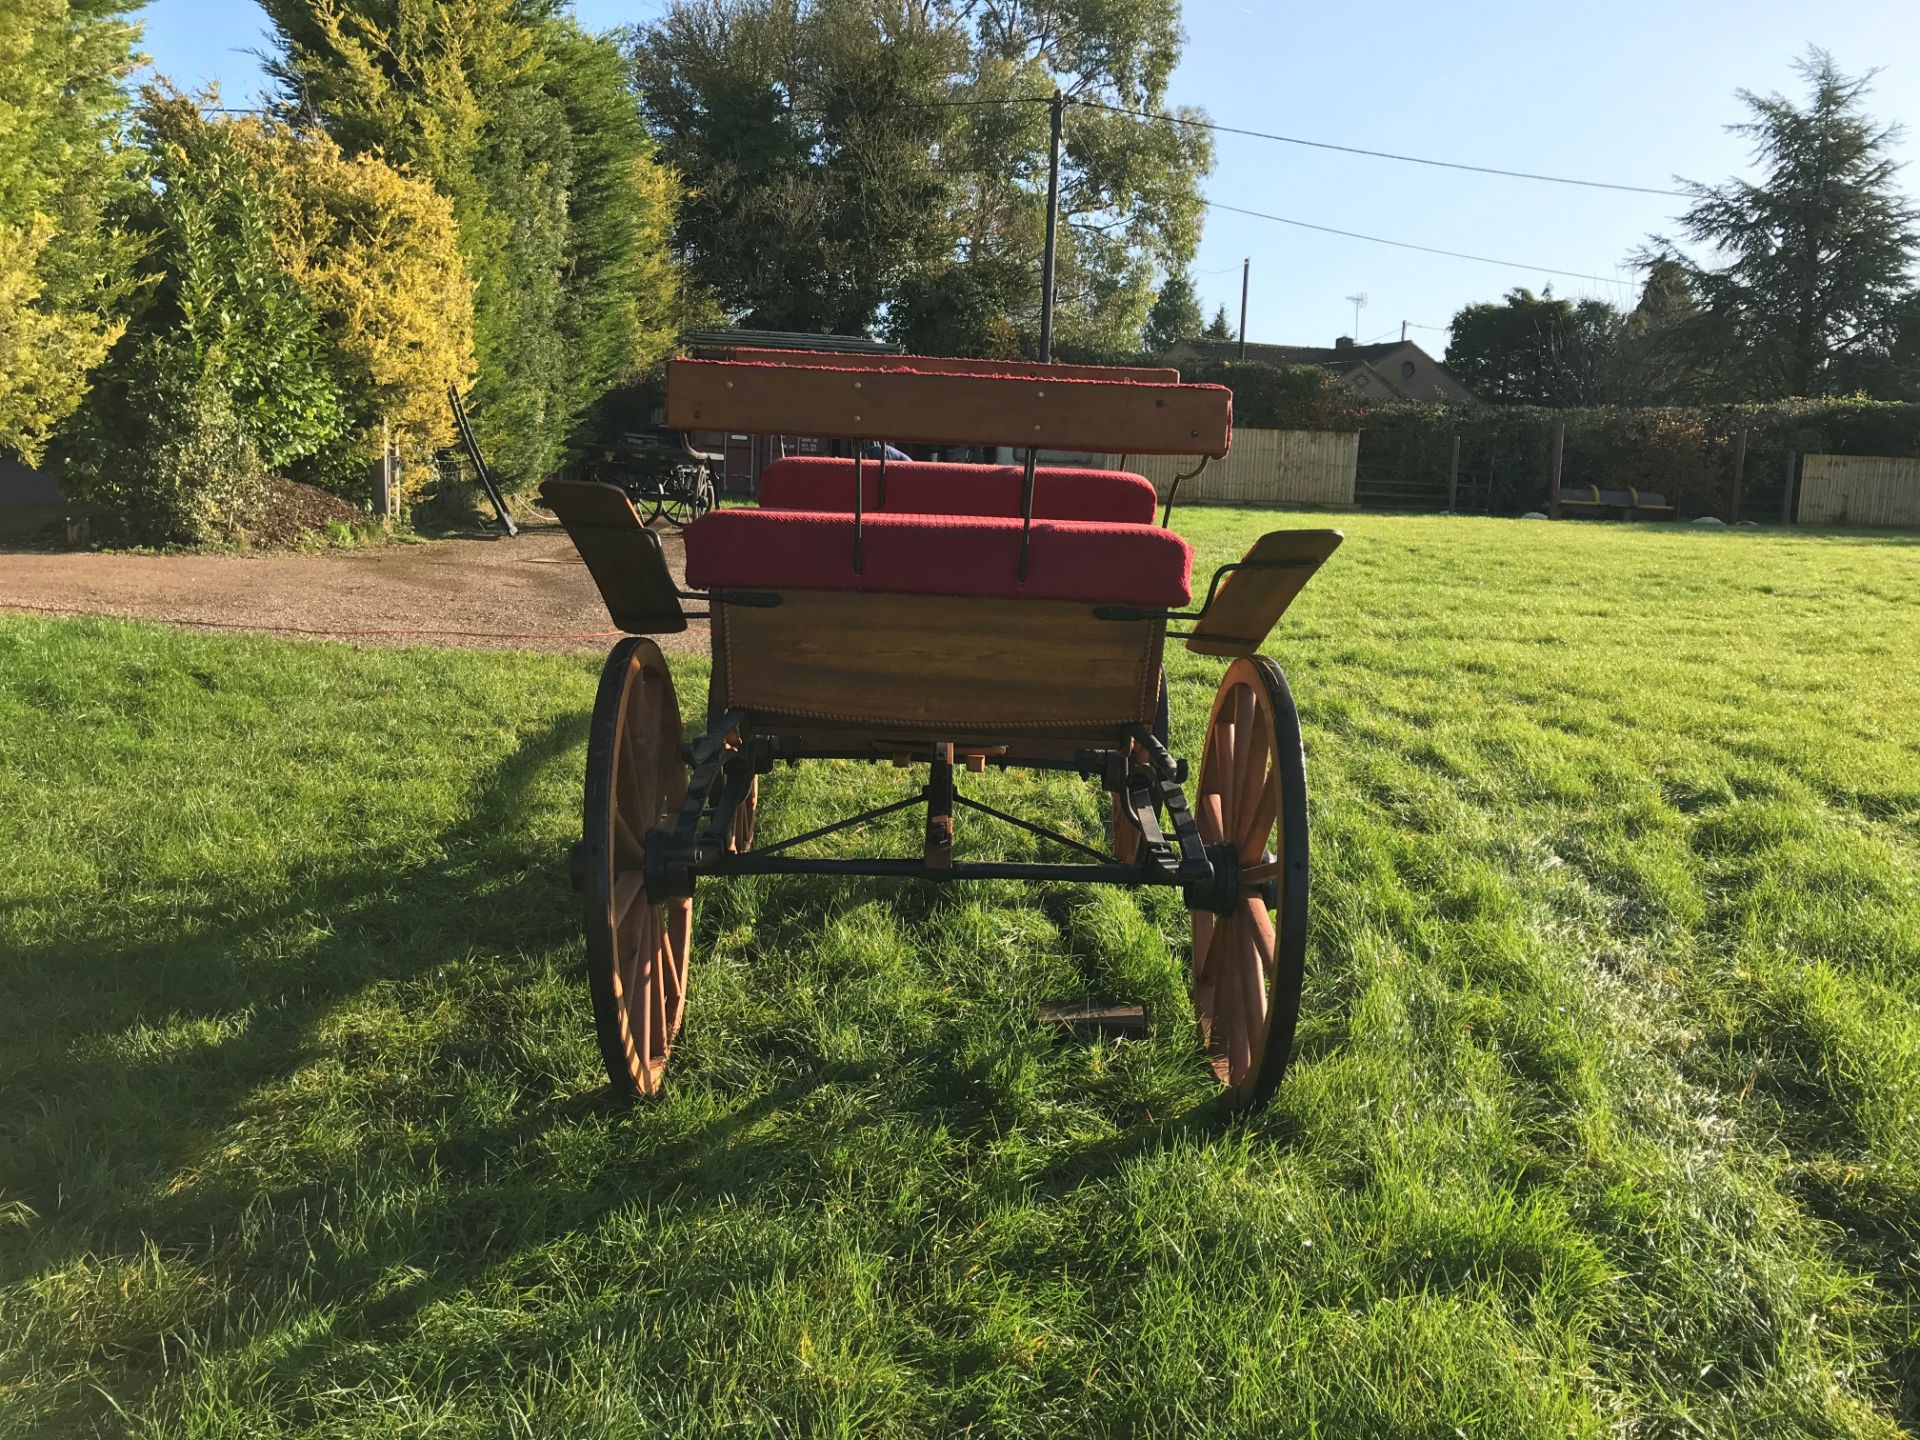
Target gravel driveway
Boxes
[0,519,702,655]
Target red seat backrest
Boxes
[757,457,1158,525]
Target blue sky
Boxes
[136,0,1920,354]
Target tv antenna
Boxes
[1344,292,1368,340]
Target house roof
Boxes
[1172,337,1415,371]
[683,328,903,356]
[1169,336,1472,402]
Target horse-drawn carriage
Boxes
[582,428,720,528]
[543,350,1341,1109]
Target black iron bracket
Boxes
[1160,456,1208,528]
[1017,447,1038,582]
[852,451,864,574]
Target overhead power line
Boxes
[1201,200,1638,288]
[1077,98,1686,198]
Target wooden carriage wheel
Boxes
[1190,656,1311,1109]
[584,638,693,1097]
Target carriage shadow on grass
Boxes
[2,708,1312,1428]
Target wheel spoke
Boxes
[611,870,648,927]
[1211,712,1237,815]
[613,808,645,866]
[1237,909,1271,1034]
[1234,716,1271,841]
[650,934,669,1062]
[617,690,649,817]
[1192,909,1216,979]
[1235,910,1270,1091]
[630,906,656,1069]
[1245,896,1275,976]
[1196,789,1226,846]
[666,901,691,994]
[1209,912,1243,1080]
[1237,784,1278,861]
[1231,685,1255,764]
[1239,856,1280,887]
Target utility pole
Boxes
[1038,89,1065,364]
[1237,258,1249,360]
[1548,418,1566,520]
[1401,320,1407,343]
[1730,427,1748,524]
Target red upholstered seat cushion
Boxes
[758,457,1158,525]
[684,509,1191,607]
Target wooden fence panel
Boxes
[1108,428,1357,507]
[1798,454,1920,527]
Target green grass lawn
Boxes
[3,509,1918,1438]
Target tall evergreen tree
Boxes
[1612,258,1706,403]
[544,20,681,429]
[0,0,144,461]
[1201,303,1232,340]
[262,1,680,485]
[1443,288,1624,406]
[635,0,963,336]
[632,0,1212,355]
[1640,50,1918,399]
[1142,271,1203,354]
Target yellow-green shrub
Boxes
[0,0,142,462]
[270,129,476,488]
[0,217,124,463]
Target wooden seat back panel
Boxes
[1184,530,1343,658]
[667,359,1231,458]
[716,592,1164,735]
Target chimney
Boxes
[1334,336,1354,351]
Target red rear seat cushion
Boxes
[757,457,1158,524]
[684,509,1191,607]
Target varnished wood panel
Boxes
[1185,530,1343,658]
[714,591,1164,735]
[539,479,687,633]
[667,359,1232,458]
[721,348,1183,385]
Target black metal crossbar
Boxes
[703,855,1161,884]
[653,716,1234,913]
[952,792,1112,863]
[748,792,925,860]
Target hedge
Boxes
[1356,400,1920,516]
[1177,358,1920,516]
